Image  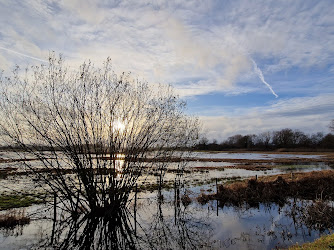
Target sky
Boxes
[0,0,334,141]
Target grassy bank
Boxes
[288,233,334,249]
[198,170,334,206]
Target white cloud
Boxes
[1,1,333,93]
[200,94,334,141]
[1,0,334,140]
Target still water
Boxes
[0,152,333,249]
[0,190,332,249]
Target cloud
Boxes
[0,1,289,95]
[200,94,334,141]
[0,1,333,98]
[158,17,258,96]
[266,95,334,117]
[0,46,47,63]
[1,0,334,141]
[251,59,278,98]
[0,53,10,72]
[58,0,104,24]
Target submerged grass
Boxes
[190,176,242,188]
[304,201,334,230]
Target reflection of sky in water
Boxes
[136,191,332,250]
[192,152,324,160]
[1,194,331,249]
[0,205,52,249]
[0,151,325,167]
[0,151,333,249]
[0,152,126,170]
[207,201,327,250]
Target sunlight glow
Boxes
[113,120,126,133]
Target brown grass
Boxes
[304,200,334,230]
[181,194,192,206]
[197,193,211,205]
[0,210,30,228]
[199,170,334,206]
[0,167,18,179]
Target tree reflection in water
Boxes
[42,180,214,250]
[145,180,213,249]
[2,185,333,249]
[45,208,138,249]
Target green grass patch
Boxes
[224,176,243,184]
[289,233,334,249]
[0,193,45,210]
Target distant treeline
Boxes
[194,128,334,151]
[2,128,334,152]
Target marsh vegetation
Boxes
[0,56,334,249]
[1,151,334,249]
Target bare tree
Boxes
[254,131,272,149]
[310,132,324,147]
[0,54,199,216]
[329,120,334,132]
[272,128,294,148]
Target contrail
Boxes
[251,59,278,98]
[0,46,48,63]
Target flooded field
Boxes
[0,151,334,249]
[191,152,324,160]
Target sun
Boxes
[113,120,125,133]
